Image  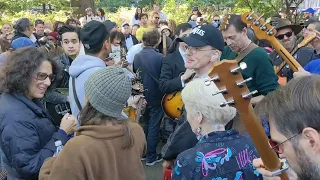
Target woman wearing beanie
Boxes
[39,66,147,180]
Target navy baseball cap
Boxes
[177,25,225,51]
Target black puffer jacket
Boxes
[0,94,69,180]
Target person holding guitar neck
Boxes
[221,14,278,105]
[269,18,316,82]
[253,75,320,180]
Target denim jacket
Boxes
[172,129,262,180]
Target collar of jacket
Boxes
[14,94,50,118]
[142,47,159,52]
[197,129,242,144]
[76,122,136,139]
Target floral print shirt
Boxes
[172,129,262,180]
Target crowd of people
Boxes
[0,3,320,180]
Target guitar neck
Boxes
[271,37,302,72]
[275,45,300,74]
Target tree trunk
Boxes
[42,3,46,14]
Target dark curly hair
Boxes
[0,46,60,95]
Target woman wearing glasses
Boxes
[0,47,76,180]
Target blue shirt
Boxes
[172,129,262,180]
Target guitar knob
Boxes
[212,88,227,96]
[237,77,253,88]
[242,90,258,99]
[220,100,235,107]
[204,76,220,86]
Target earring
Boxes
[196,127,202,140]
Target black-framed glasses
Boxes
[184,45,215,54]
[268,131,302,154]
[276,31,293,40]
[214,19,220,22]
[34,72,56,82]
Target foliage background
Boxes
[0,0,308,26]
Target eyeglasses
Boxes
[184,45,215,54]
[214,20,220,22]
[34,72,56,82]
[276,31,293,40]
[268,131,301,154]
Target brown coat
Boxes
[39,122,146,180]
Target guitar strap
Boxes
[235,42,258,63]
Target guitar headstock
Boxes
[299,33,316,47]
[205,60,257,110]
[220,14,231,31]
[241,12,277,41]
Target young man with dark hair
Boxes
[121,22,139,50]
[34,19,47,43]
[135,13,151,41]
[253,75,320,180]
[133,28,164,166]
[44,25,82,124]
[68,21,111,120]
[221,14,278,103]
[65,18,77,27]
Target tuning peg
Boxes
[204,76,220,86]
[253,13,264,26]
[260,22,268,31]
[231,62,247,75]
[220,100,235,107]
[246,11,255,21]
[237,77,253,88]
[212,88,227,96]
[267,27,275,35]
[242,90,258,99]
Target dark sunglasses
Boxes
[214,20,220,22]
[276,31,293,40]
[268,131,301,154]
[34,72,56,82]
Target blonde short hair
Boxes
[181,78,236,126]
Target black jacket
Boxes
[159,47,186,94]
[44,53,71,104]
[133,47,164,106]
[269,46,316,81]
[0,94,69,180]
[11,32,30,42]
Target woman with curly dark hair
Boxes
[0,47,76,180]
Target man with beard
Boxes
[253,75,320,180]
[269,18,316,82]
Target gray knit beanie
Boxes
[84,66,132,118]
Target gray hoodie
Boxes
[68,55,106,122]
[68,55,128,125]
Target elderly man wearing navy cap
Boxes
[162,25,232,170]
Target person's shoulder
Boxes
[299,46,315,54]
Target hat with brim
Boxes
[274,18,303,35]
[177,36,207,47]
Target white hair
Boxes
[181,78,237,126]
